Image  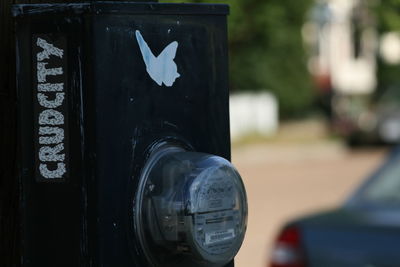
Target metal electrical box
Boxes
[15,2,247,267]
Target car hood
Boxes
[295,208,400,267]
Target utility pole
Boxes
[0,1,152,265]
[1,1,78,265]
[1,1,26,265]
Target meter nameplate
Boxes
[205,229,235,245]
[194,210,239,255]
[192,170,235,213]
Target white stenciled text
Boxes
[36,37,66,179]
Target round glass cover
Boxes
[134,143,247,267]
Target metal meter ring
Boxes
[133,142,248,267]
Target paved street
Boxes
[231,122,387,267]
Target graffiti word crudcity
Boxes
[35,36,68,180]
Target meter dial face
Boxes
[133,143,247,267]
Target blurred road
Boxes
[231,120,387,267]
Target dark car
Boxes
[269,147,400,267]
[333,85,400,146]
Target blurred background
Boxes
[161,0,400,266]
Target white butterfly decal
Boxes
[135,30,180,87]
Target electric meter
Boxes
[134,143,248,267]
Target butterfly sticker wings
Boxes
[135,30,180,87]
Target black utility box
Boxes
[14,2,234,267]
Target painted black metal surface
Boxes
[15,2,232,267]
[16,12,86,267]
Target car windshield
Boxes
[351,150,400,207]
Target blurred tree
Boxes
[375,0,400,96]
[161,0,315,117]
[376,0,400,31]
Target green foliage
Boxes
[160,0,314,117]
[375,0,400,94]
[376,0,400,32]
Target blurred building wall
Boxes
[230,92,278,141]
[305,0,377,95]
